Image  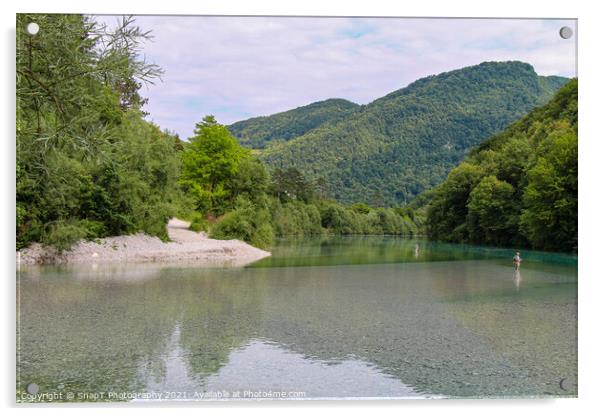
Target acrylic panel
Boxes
[16,14,577,402]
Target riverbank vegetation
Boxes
[16,14,423,252]
[179,115,424,249]
[16,15,187,250]
[16,14,575,254]
[426,79,577,252]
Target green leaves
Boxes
[228,99,359,149]
[179,116,251,215]
[426,79,578,252]
[520,128,578,251]
[16,14,181,250]
[270,167,315,203]
[426,162,485,242]
[209,197,275,249]
[467,176,517,245]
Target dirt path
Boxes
[166,218,207,243]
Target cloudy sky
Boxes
[98,16,576,138]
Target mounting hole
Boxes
[26,22,39,36]
[26,383,39,394]
[559,26,573,39]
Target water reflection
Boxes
[513,269,522,291]
[140,337,422,399]
[251,236,578,269]
[17,238,577,401]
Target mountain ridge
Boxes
[228,98,359,149]
[228,61,569,205]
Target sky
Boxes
[98,16,577,138]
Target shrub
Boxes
[41,219,94,253]
[209,198,274,249]
[188,213,210,233]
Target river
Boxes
[16,236,577,401]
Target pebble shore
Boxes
[17,218,271,267]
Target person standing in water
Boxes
[513,252,522,270]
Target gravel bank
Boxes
[17,218,271,267]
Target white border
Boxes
[2,1,601,415]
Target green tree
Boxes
[426,79,577,251]
[228,157,269,204]
[179,115,249,214]
[494,137,531,187]
[426,163,485,242]
[467,176,518,245]
[270,167,314,203]
[16,14,181,250]
[314,176,329,199]
[351,202,372,214]
[520,128,577,251]
[209,197,274,249]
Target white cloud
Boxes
[98,16,576,138]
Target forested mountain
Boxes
[427,79,577,252]
[229,62,567,206]
[228,98,359,149]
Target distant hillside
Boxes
[228,98,359,149]
[427,79,577,251]
[229,61,568,206]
